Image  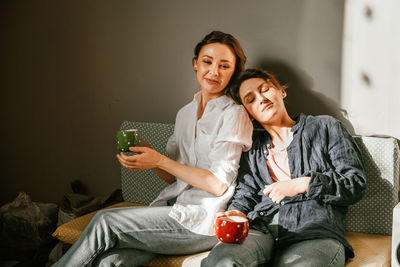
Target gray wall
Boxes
[0,0,345,205]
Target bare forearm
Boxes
[117,146,228,196]
[294,176,311,193]
[152,168,176,184]
[157,155,228,196]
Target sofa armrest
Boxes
[392,202,400,267]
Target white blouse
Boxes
[150,92,253,235]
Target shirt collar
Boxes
[193,91,232,110]
[291,113,306,134]
[254,113,306,149]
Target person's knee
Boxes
[93,249,156,267]
[202,230,273,267]
[88,210,118,238]
[93,254,125,267]
[92,210,115,226]
[273,239,345,267]
[202,252,244,267]
[202,245,262,267]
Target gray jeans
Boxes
[202,212,345,267]
[52,206,218,267]
[202,231,345,267]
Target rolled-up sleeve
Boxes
[166,132,178,161]
[208,106,253,186]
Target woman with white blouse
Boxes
[53,31,253,267]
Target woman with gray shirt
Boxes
[203,68,366,267]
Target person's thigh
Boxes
[201,229,274,267]
[92,248,157,267]
[273,238,345,267]
[109,207,218,254]
[95,205,218,255]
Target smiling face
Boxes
[194,43,236,98]
[239,77,287,124]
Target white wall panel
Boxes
[342,0,400,138]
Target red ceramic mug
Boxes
[215,215,249,243]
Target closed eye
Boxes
[261,86,270,93]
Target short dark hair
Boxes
[230,68,287,104]
[193,31,246,95]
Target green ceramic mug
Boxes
[116,129,141,152]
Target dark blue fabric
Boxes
[227,114,366,259]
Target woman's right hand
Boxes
[215,209,247,219]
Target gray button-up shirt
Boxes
[228,114,366,259]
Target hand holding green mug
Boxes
[116,129,141,152]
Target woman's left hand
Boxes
[116,147,164,171]
[263,177,311,203]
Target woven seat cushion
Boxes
[345,232,391,267]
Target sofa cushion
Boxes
[120,121,174,205]
[345,136,399,235]
[345,232,391,267]
[52,202,143,244]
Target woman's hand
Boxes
[215,209,247,219]
[140,139,151,148]
[263,177,311,203]
[116,146,165,171]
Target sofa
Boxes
[52,121,400,266]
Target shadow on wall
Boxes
[257,60,355,134]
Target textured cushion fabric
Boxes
[52,202,143,244]
[345,232,391,267]
[345,136,400,235]
[120,121,174,205]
